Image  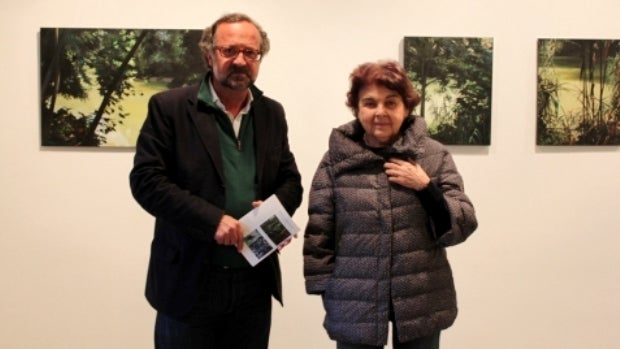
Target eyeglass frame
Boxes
[213,46,263,61]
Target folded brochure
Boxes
[240,195,300,266]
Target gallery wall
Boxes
[1,0,618,348]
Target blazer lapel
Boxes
[252,99,268,181]
[187,95,225,182]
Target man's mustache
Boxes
[229,66,251,77]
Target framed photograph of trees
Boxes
[40,28,204,147]
[537,39,620,145]
[403,36,493,145]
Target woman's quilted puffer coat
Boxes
[303,116,478,346]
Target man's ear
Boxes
[205,53,213,68]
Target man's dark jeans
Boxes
[155,266,272,349]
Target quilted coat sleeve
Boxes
[431,147,478,247]
[303,153,336,295]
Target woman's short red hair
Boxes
[346,60,421,116]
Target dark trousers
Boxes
[155,266,272,349]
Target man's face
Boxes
[207,21,262,91]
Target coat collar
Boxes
[328,116,428,174]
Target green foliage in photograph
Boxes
[537,39,620,145]
[404,37,493,145]
[40,28,204,147]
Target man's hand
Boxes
[214,214,244,251]
[277,234,297,251]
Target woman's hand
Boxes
[384,158,431,191]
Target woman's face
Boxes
[357,83,408,147]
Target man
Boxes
[129,13,303,349]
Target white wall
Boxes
[1,0,619,348]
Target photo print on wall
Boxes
[537,39,620,145]
[403,36,493,145]
[40,28,204,147]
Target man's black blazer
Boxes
[130,82,303,318]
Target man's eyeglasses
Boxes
[214,46,263,61]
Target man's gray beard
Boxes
[221,73,253,91]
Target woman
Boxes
[303,60,478,349]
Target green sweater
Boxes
[198,77,257,268]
